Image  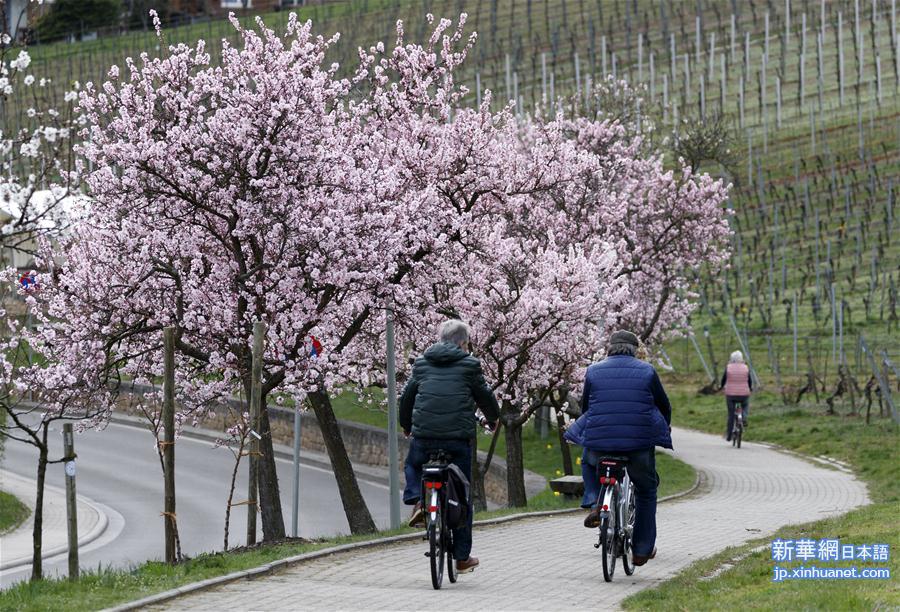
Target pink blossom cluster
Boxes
[5,12,731,428]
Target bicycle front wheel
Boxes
[429,521,444,589]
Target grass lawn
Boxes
[623,383,900,611]
[0,489,30,534]
[0,530,413,612]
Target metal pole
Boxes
[62,424,78,579]
[688,331,715,383]
[291,405,302,538]
[247,320,265,546]
[385,305,401,530]
[162,327,176,564]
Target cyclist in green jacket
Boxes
[400,319,500,574]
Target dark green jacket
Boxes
[399,342,500,440]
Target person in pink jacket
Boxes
[720,350,753,442]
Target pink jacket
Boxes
[723,362,752,397]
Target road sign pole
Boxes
[385,304,401,530]
[62,423,79,580]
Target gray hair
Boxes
[439,319,470,347]
[607,342,637,357]
[729,350,744,363]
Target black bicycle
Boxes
[592,456,635,582]
[421,451,458,589]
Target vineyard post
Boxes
[709,32,716,82]
[541,53,547,104]
[669,33,676,81]
[731,13,737,63]
[839,292,845,364]
[876,54,883,104]
[831,283,837,366]
[612,53,618,79]
[766,11,771,60]
[839,11,846,106]
[739,78,745,127]
[696,15,702,64]
[721,54,727,113]
[663,74,669,121]
[729,315,761,388]
[701,74,706,118]
[476,72,482,107]
[638,33,643,83]
[745,30,751,75]
[688,330,715,383]
[855,0,862,89]
[513,72,519,116]
[602,35,608,76]
[800,52,806,107]
[574,53,581,97]
[776,76,782,128]
[818,31,825,111]
[650,52,656,100]
[505,54,511,104]
[793,291,799,372]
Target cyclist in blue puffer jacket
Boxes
[565,329,672,567]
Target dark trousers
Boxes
[726,396,749,440]
[581,447,659,557]
[402,437,473,560]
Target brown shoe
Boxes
[632,547,657,566]
[583,508,601,528]
[407,502,425,528]
[456,556,479,573]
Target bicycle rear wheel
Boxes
[429,519,444,589]
[446,527,458,583]
[600,488,617,582]
[736,426,742,448]
[622,485,636,576]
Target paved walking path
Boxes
[0,470,106,572]
[146,427,869,611]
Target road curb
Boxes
[105,466,704,612]
[0,478,110,573]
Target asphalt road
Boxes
[0,418,391,587]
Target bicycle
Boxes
[731,406,744,448]
[421,450,459,590]
[592,456,636,582]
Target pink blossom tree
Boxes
[22,12,505,539]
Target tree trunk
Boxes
[554,407,573,475]
[31,430,48,582]
[307,390,377,534]
[504,415,527,508]
[470,443,487,512]
[256,396,285,541]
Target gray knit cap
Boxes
[609,330,640,347]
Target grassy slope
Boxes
[624,384,900,610]
[0,489,30,534]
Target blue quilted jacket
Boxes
[565,355,673,451]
